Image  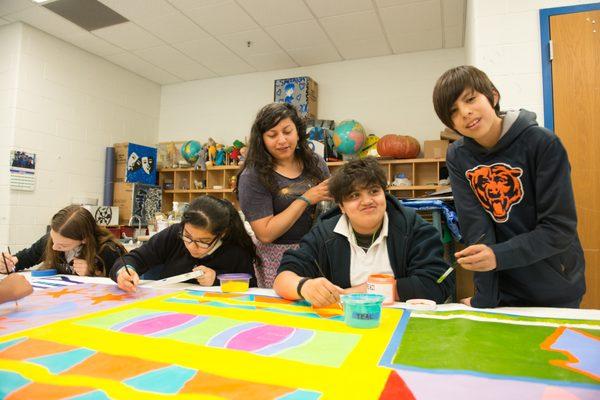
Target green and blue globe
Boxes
[332,120,366,155]
[181,140,202,163]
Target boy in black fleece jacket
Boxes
[273,158,453,307]
[432,65,585,308]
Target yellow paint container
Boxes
[217,273,251,293]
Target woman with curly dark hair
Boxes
[237,102,331,287]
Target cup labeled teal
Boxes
[340,293,385,328]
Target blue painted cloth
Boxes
[400,199,461,241]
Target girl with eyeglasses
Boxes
[0,205,125,277]
[111,196,258,292]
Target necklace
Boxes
[353,225,382,251]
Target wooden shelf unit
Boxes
[158,158,447,213]
[327,158,448,199]
[158,165,239,212]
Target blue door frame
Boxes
[539,2,600,131]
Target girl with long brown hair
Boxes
[0,205,125,277]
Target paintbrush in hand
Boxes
[118,251,135,289]
[3,248,17,307]
[437,233,486,284]
[310,257,342,309]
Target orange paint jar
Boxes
[366,274,395,305]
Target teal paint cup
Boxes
[340,293,385,328]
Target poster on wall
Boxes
[126,143,157,185]
[9,150,36,191]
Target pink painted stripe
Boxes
[227,325,294,352]
[120,314,196,335]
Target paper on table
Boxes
[142,270,204,287]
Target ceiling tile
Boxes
[136,12,210,44]
[244,51,297,71]
[443,25,462,48]
[93,22,163,50]
[379,0,441,34]
[305,0,373,18]
[334,38,391,60]
[266,20,332,50]
[0,0,33,17]
[389,30,442,53]
[167,0,228,10]
[67,31,123,56]
[236,0,313,27]
[134,45,216,80]
[174,37,256,76]
[186,1,258,36]
[4,5,87,39]
[106,52,181,84]
[97,0,177,23]
[287,44,342,66]
[375,0,427,7]
[442,0,465,27]
[320,10,390,59]
[168,63,217,81]
[219,29,282,56]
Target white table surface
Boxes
[9,272,598,321]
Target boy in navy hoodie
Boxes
[432,65,585,308]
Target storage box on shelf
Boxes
[158,158,447,213]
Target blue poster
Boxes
[126,143,157,185]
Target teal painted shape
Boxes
[124,365,196,394]
[277,389,322,399]
[0,370,31,398]
[70,390,111,400]
[28,348,95,374]
[0,337,26,351]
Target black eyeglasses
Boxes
[180,230,220,249]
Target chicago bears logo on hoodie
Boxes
[465,163,524,223]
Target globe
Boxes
[181,140,202,163]
[332,120,366,155]
[359,134,379,158]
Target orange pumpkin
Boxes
[376,134,420,159]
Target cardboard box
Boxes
[274,76,318,119]
[157,141,185,169]
[424,140,449,159]
[113,143,128,183]
[82,206,119,226]
[112,182,162,226]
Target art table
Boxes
[0,276,598,399]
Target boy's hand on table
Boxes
[459,297,472,307]
[301,277,344,308]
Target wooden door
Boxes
[550,10,600,308]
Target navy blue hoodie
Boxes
[447,109,585,308]
[278,194,454,303]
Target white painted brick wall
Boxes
[159,48,466,145]
[2,23,161,251]
[467,0,595,123]
[0,23,20,252]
